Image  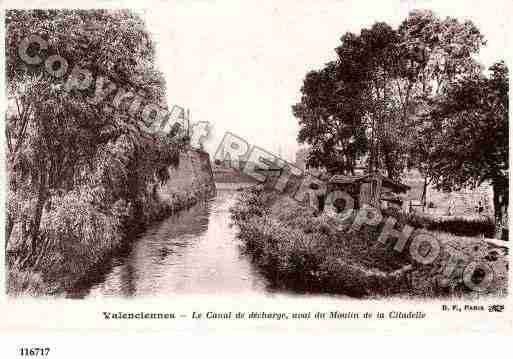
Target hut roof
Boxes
[254,166,283,173]
[329,174,367,184]
[253,157,284,172]
[328,172,410,193]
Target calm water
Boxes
[70,188,269,298]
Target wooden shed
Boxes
[254,163,284,189]
[328,172,410,210]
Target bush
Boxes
[231,187,413,297]
[6,268,56,297]
[231,187,507,298]
[6,131,195,296]
[382,208,496,238]
[17,188,128,292]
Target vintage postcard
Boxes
[0,0,511,351]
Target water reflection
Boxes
[70,189,268,298]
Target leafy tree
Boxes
[293,10,486,183]
[294,22,410,178]
[398,10,486,202]
[427,61,508,222]
[293,62,368,174]
[5,10,171,268]
[398,10,484,96]
[345,22,406,179]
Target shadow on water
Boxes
[67,189,269,298]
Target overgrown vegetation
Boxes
[5,10,206,296]
[231,186,507,298]
[382,209,496,238]
[293,9,508,227]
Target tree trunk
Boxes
[20,164,48,269]
[5,215,13,251]
[492,177,509,240]
[421,176,428,211]
[493,184,502,224]
[31,168,47,243]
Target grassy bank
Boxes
[230,185,507,298]
[5,10,215,296]
[395,210,496,238]
[6,135,214,296]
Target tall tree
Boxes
[5,10,168,267]
[399,10,485,199]
[293,61,368,175]
[293,10,486,183]
[427,61,508,222]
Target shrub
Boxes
[7,268,57,297]
[231,187,414,297]
[27,189,128,291]
[382,208,496,238]
[231,187,506,298]
[6,131,195,295]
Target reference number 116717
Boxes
[19,347,50,357]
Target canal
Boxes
[69,188,269,298]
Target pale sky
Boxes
[142,0,511,162]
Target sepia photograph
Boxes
[0,0,511,349]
